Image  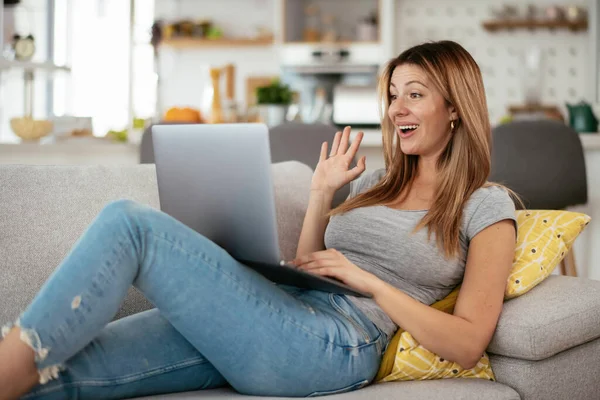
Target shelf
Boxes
[482,19,588,32]
[283,41,380,46]
[160,37,274,48]
[0,59,71,72]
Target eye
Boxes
[409,92,422,99]
[389,94,397,101]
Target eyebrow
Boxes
[389,81,428,88]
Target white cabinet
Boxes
[279,42,386,70]
[279,0,396,70]
[282,0,381,44]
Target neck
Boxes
[415,155,438,186]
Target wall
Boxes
[395,0,592,125]
[592,0,599,102]
[571,149,600,281]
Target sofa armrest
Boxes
[487,275,600,360]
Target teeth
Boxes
[397,124,419,130]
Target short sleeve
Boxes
[348,168,386,199]
[464,186,517,241]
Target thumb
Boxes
[350,156,366,176]
[357,156,366,171]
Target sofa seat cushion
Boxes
[135,379,520,400]
[488,275,600,360]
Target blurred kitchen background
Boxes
[1,0,600,278]
[0,0,598,144]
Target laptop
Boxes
[151,123,371,298]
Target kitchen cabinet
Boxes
[279,0,396,73]
[282,0,380,44]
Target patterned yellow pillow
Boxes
[505,210,591,299]
[374,287,496,382]
[375,210,591,383]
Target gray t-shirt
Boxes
[324,168,516,338]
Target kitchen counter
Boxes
[579,133,600,150]
[0,139,140,165]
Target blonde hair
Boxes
[328,40,520,258]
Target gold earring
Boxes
[450,120,455,131]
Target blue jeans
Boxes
[3,200,387,399]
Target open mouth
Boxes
[398,124,419,134]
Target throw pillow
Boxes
[375,209,591,383]
[374,287,496,382]
[505,210,591,299]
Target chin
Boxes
[400,143,421,155]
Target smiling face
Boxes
[388,64,457,159]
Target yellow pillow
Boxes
[374,287,496,382]
[505,210,590,299]
[375,210,591,383]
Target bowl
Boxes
[10,117,53,141]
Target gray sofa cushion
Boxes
[136,379,520,400]
[0,162,313,324]
[489,275,600,360]
[491,336,600,400]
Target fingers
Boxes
[329,131,342,157]
[354,156,367,172]
[346,156,367,181]
[319,141,328,162]
[347,131,363,159]
[337,126,351,156]
[291,249,337,266]
[297,260,335,271]
[329,127,360,160]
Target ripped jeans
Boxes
[1,200,387,399]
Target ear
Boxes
[447,104,458,122]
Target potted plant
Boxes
[256,79,292,126]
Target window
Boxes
[0,0,155,142]
[57,0,155,136]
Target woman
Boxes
[0,40,517,399]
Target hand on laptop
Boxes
[288,248,381,297]
[311,126,366,195]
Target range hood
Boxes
[281,44,381,75]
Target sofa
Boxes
[1,162,599,400]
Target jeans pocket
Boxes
[328,294,380,347]
[305,379,370,397]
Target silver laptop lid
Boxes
[152,123,281,265]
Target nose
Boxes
[388,98,409,120]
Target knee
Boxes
[99,199,146,223]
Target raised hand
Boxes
[311,126,366,194]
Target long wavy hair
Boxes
[328,40,519,259]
